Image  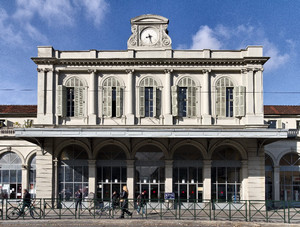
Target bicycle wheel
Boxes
[30,207,43,219]
[7,207,20,220]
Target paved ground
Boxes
[0,219,300,227]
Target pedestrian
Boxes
[20,189,31,215]
[111,190,119,209]
[75,189,83,211]
[136,191,146,215]
[119,185,132,218]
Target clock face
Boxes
[141,28,159,45]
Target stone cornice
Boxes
[31,57,270,67]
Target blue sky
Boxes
[0,0,299,105]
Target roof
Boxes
[264,105,300,115]
[1,105,300,116]
[0,105,37,115]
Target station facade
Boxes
[0,15,296,202]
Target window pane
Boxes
[103,167,111,182]
[65,166,73,182]
[179,168,187,183]
[217,167,226,183]
[74,166,83,182]
[112,167,120,182]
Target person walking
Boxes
[75,189,83,212]
[119,186,132,218]
[20,189,31,215]
[136,191,146,216]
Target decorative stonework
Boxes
[127,14,172,50]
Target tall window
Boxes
[59,145,89,200]
[173,145,203,202]
[139,77,160,118]
[0,152,22,199]
[57,77,86,118]
[96,145,127,200]
[103,77,123,118]
[211,147,241,202]
[172,77,196,117]
[215,77,245,118]
[280,153,300,201]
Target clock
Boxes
[140,27,159,45]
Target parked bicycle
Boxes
[7,200,43,220]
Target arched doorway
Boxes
[211,146,241,202]
[173,145,203,202]
[265,154,274,200]
[280,152,300,201]
[96,145,127,200]
[0,152,22,199]
[135,145,165,200]
[58,145,89,200]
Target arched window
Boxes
[265,154,274,200]
[57,77,86,117]
[173,145,203,201]
[215,77,245,118]
[211,146,241,201]
[172,77,197,117]
[29,155,36,198]
[102,77,123,118]
[59,145,89,200]
[280,152,300,201]
[0,152,22,199]
[96,145,127,200]
[139,77,161,118]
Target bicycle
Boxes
[7,200,43,220]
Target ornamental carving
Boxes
[127,25,138,47]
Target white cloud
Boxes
[79,0,109,26]
[0,8,24,45]
[24,23,48,44]
[190,25,222,50]
[183,24,292,71]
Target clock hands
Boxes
[146,34,153,43]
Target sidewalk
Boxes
[1,219,300,227]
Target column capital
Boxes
[203,160,212,166]
[165,160,173,166]
[164,69,173,74]
[44,68,53,72]
[22,164,28,170]
[88,159,97,165]
[202,69,211,73]
[37,68,43,72]
[126,159,135,166]
[241,160,248,166]
[126,69,135,74]
[88,69,97,73]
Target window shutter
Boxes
[107,87,112,117]
[56,85,66,117]
[234,86,246,117]
[74,87,84,117]
[103,87,108,117]
[187,86,196,117]
[171,85,178,116]
[116,87,122,117]
[216,87,226,117]
[277,119,282,129]
[139,86,145,117]
[153,87,157,117]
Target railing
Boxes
[1,199,300,223]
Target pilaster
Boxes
[88,69,97,125]
[203,160,211,200]
[126,69,135,125]
[165,160,173,193]
[241,160,249,200]
[164,69,173,125]
[88,160,97,194]
[274,166,280,200]
[126,160,135,199]
[201,69,212,125]
[21,164,28,194]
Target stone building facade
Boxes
[0,15,294,202]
